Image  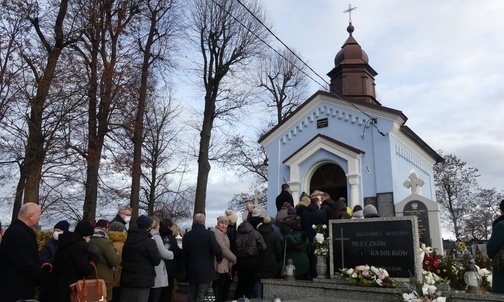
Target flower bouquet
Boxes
[339,265,396,288]
[312,224,329,256]
[403,282,446,302]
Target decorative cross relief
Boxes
[403,172,425,195]
[251,189,264,207]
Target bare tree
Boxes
[69,0,140,221]
[461,188,503,241]
[258,48,309,125]
[188,0,269,214]
[7,0,80,219]
[434,151,480,240]
[130,0,180,221]
[227,187,267,213]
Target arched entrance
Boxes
[310,163,347,201]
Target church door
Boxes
[310,163,347,201]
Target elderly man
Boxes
[183,214,223,302]
[110,205,132,231]
[0,202,48,302]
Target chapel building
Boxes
[259,22,443,216]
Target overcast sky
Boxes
[203,0,504,230]
[260,0,504,190]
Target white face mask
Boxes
[53,231,64,240]
[85,237,91,243]
[124,216,131,224]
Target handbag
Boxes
[492,247,504,272]
[69,262,109,302]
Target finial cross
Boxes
[343,4,357,22]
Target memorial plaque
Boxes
[317,118,328,128]
[403,200,430,246]
[376,192,394,217]
[330,217,421,281]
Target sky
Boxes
[2,1,504,233]
[203,0,504,230]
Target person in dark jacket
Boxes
[233,220,266,299]
[320,193,338,220]
[159,218,183,302]
[276,183,294,212]
[110,205,132,231]
[38,220,70,302]
[0,203,47,302]
[301,196,327,279]
[487,199,504,293]
[256,216,281,297]
[120,215,162,302]
[49,220,97,302]
[39,220,70,265]
[183,213,223,302]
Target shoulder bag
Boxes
[69,262,109,302]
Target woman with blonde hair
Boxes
[149,217,174,302]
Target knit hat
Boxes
[352,210,364,219]
[136,215,153,229]
[54,220,70,232]
[110,221,126,232]
[95,219,110,229]
[74,221,94,237]
[225,209,238,225]
[263,216,272,225]
[363,204,378,217]
[287,206,296,215]
[251,209,263,218]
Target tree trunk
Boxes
[194,94,216,215]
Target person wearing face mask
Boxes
[38,220,70,302]
[48,220,99,302]
[111,205,132,231]
[39,220,70,265]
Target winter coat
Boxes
[50,231,96,302]
[0,219,48,302]
[276,190,294,211]
[284,231,310,276]
[275,208,288,226]
[257,223,282,279]
[213,227,237,274]
[487,215,504,293]
[159,227,183,279]
[39,238,58,265]
[121,228,161,288]
[235,221,266,267]
[320,198,337,220]
[301,203,328,242]
[151,229,174,288]
[183,223,223,283]
[88,228,121,300]
[226,224,237,254]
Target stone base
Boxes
[262,278,504,302]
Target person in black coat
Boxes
[38,220,70,302]
[183,213,223,302]
[0,203,47,302]
[275,184,294,212]
[120,215,162,302]
[159,218,183,302]
[301,196,328,279]
[49,220,97,302]
[257,217,281,296]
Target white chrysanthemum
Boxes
[370,266,379,274]
[346,268,354,275]
[375,278,382,286]
[478,268,491,277]
[315,233,325,244]
[402,292,416,301]
[487,274,492,287]
[322,224,327,229]
[351,273,358,278]
[312,224,316,229]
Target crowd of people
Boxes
[0,186,385,302]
